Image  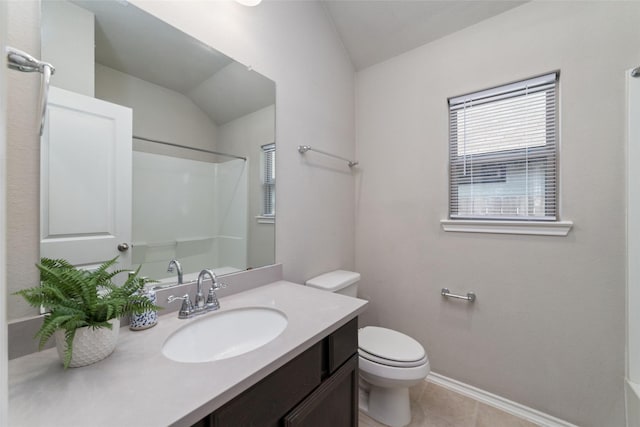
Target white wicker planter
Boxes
[54,319,120,368]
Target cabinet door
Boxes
[211,342,323,427]
[40,86,132,267]
[284,355,358,427]
[326,318,358,376]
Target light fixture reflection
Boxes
[234,0,262,6]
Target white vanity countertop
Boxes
[9,281,368,427]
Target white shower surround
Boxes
[132,152,248,281]
[627,69,640,427]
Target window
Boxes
[261,143,275,217]
[448,73,558,222]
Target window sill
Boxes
[256,215,275,224]
[440,219,573,236]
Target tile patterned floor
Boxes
[359,381,540,427]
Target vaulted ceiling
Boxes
[322,1,527,70]
[70,0,527,124]
[72,0,275,126]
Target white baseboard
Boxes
[427,372,579,427]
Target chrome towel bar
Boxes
[298,145,358,167]
[6,46,56,136]
[441,288,476,302]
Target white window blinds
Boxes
[448,72,558,221]
[262,143,275,216]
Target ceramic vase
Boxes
[54,318,120,368]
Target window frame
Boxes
[443,72,572,236]
[448,72,558,221]
[260,143,275,220]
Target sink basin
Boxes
[162,307,288,363]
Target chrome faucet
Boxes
[167,259,183,285]
[167,270,226,319]
[198,269,225,313]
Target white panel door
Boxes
[41,86,132,267]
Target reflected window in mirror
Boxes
[261,143,276,221]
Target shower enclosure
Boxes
[627,66,640,427]
[132,151,248,283]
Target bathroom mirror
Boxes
[40,0,276,284]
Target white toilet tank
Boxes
[305,270,360,297]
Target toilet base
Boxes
[359,383,411,427]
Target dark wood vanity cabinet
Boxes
[283,355,358,427]
[192,317,358,427]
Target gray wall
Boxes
[6,0,40,321]
[95,63,221,160]
[217,105,276,269]
[41,0,95,97]
[354,2,640,426]
[5,0,355,320]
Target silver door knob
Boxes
[117,243,129,252]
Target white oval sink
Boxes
[162,307,288,363]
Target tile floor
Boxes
[359,381,540,427]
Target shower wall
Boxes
[96,61,248,282]
[627,69,640,427]
[132,152,247,281]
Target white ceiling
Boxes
[322,0,527,70]
[72,0,276,126]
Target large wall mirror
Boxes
[40,0,276,285]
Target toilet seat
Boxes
[358,326,425,367]
[358,348,428,368]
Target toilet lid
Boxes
[358,348,428,368]
[358,326,425,363]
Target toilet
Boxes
[305,270,430,427]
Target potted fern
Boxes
[15,257,159,368]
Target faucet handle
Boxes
[205,286,221,312]
[212,282,227,291]
[167,294,194,319]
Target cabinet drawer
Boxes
[325,317,358,375]
[284,354,358,427]
[211,342,323,427]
